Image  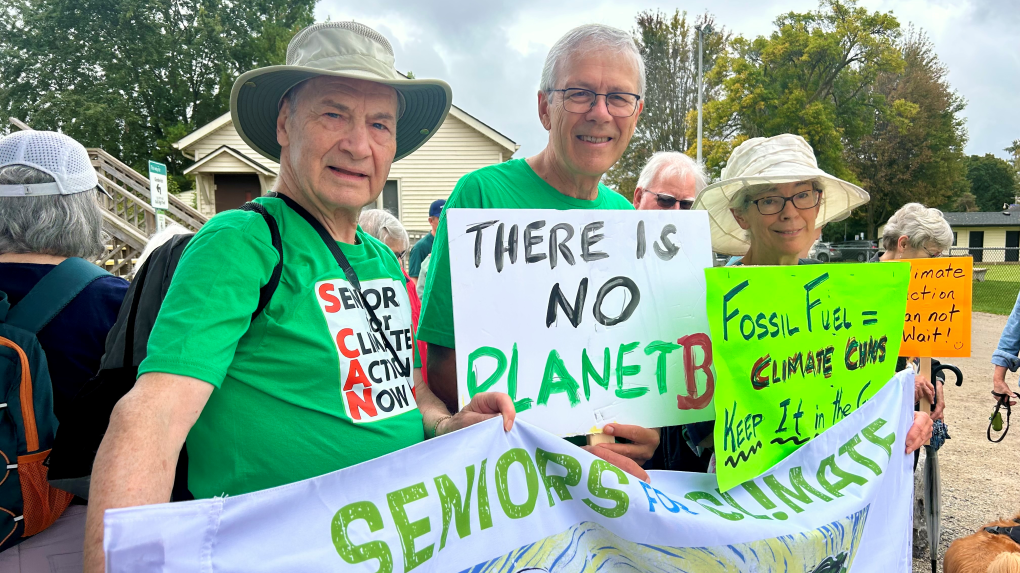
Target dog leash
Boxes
[988,391,1020,443]
[985,518,1020,543]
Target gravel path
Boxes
[912,311,1020,572]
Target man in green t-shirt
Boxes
[417,24,659,480]
[84,22,514,572]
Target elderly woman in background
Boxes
[877,203,955,420]
[693,134,933,463]
[0,130,128,569]
[879,203,954,261]
[359,208,428,384]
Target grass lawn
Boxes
[973,264,1020,314]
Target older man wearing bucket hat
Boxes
[84,22,515,571]
[691,133,933,461]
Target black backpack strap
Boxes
[240,201,283,322]
[5,257,110,333]
[274,193,408,377]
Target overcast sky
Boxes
[316,0,1019,161]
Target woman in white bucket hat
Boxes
[690,133,932,465]
[693,133,868,263]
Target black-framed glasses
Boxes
[550,88,642,117]
[751,190,822,215]
[652,192,694,210]
[922,245,943,258]
[393,250,406,260]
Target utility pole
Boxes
[695,24,712,165]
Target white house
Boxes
[173,106,519,235]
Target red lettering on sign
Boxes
[342,359,371,391]
[676,333,714,410]
[319,283,342,313]
[345,388,377,420]
[336,328,360,359]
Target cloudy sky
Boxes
[315,0,1019,161]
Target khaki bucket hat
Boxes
[230,21,453,163]
[692,134,870,255]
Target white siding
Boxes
[388,114,509,233]
[191,122,281,172]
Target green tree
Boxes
[604,10,727,198]
[1007,140,1020,186]
[845,29,968,237]
[0,0,315,188]
[700,0,902,179]
[966,154,1019,211]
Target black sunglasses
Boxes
[652,192,694,210]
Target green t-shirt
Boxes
[407,231,434,278]
[417,158,633,350]
[140,196,423,498]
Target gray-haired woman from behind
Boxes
[358,208,429,384]
[0,130,128,569]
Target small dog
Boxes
[944,513,1020,573]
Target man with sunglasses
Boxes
[632,151,707,211]
[418,24,660,481]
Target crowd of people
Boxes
[0,18,1010,572]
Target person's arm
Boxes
[426,343,458,413]
[407,243,424,279]
[993,365,1017,405]
[84,373,214,573]
[905,411,933,454]
[992,292,1020,391]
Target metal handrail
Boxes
[88,148,207,232]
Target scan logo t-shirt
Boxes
[315,277,418,422]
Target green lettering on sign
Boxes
[862,418,895,459]
[816,455,868,498]
[582,459,629,518]
[331,501,393,572]
[537,350,580,407]
[434,465,475,550]
[839,434,882,476]
[494,448,540,519]
[477,459,493,530]
[683,491,743,521]
[467,346,507,398]
[762,466,832,514]
[581,347,610,401]
[644,340,681,394]
[615,341,646,398]
[535,448,582,507]
[386,483,433,571]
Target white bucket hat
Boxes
[0,130,105,197]
[230,21,453,163]
[692,134,869,255]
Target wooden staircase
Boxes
[8,119,208,275]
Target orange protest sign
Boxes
[899,257,972,357]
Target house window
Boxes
[382,180,399,218]
[952,232,957,246]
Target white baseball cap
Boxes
[0,130,106,197]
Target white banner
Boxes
[447,209,716,436]
[104,370,915,572]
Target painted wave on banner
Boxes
[464,507,867,573]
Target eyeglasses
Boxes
[393,250,406,260]
[922,245,942,258]
[751,190,822,215]
[651,192,694,210]
[550,88,642,117]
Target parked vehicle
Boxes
[809,242,840,262]
[831,240,879,262]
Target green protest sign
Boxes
[705,263,909,491]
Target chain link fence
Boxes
[947,247,1020,315]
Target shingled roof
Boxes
[942,211,1020,227]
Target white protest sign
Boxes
[104,370,916,572]
[148,160,168,210]
[155,212,167,233]
[448,209,715,436]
